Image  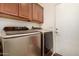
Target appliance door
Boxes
[2,33,41,56]
[44,31,53,56]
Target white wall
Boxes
[56,4,79,55]
[39,3,56,53]
[0,17,41,34]
[39,3,56,30]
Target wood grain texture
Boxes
[19,3,32,21]
[0,3,43,24]
[32,4,43,23]
[0,3,18,16]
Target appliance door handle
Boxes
[2,32,40,39]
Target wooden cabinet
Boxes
[33,4,43,23]
[0,3,43,23]
[0,3,18,16]
[19,3,32,21]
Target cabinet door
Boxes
[0,3,18,16]
[37,4,43,23]
[19,3,32,21]
[33,4,43,23]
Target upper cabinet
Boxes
[0,3,43,24]
[19,3,32,21]
[0,3,18,16]
[33,4,43,23]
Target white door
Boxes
[55,4,79,56]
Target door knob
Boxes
[56,28,58,30]
[56,28,58,33]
